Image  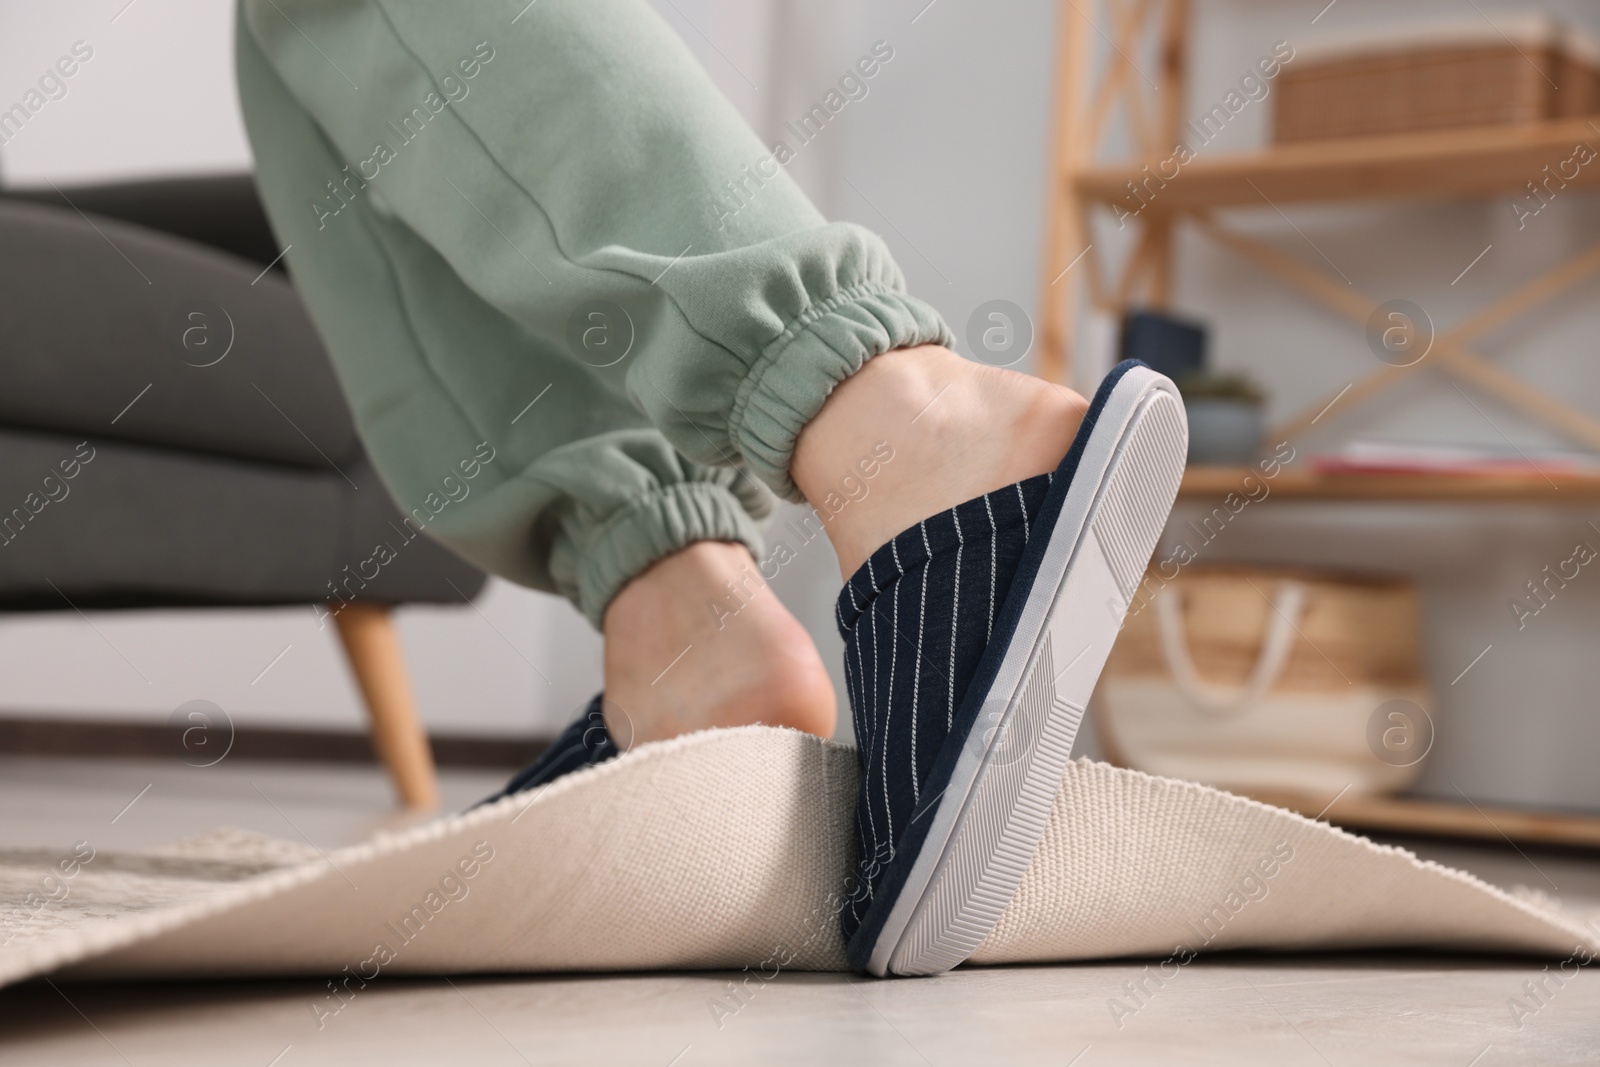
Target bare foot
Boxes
[601,540,837,747]
[792,345,1089,577]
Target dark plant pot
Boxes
[1185,397,1263,465]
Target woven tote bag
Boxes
[1093,565,1432,796]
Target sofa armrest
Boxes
[0,198,360,470]
[1,174,282,270]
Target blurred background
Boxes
[4,0,1600,834]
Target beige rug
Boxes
[3,726,1596,989]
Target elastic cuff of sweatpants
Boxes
[730,285,954,503]
[576,481,765,629]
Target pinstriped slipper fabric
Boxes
[835,360,1188,976]
[834,475,1053,936]
[488,695,617,802]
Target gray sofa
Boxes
[0,175,488,807]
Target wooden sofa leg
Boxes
[332,603,440,810]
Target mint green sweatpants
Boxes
[234,0,950,626]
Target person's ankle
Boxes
[792,345,1087,577]
[601,541,837,746]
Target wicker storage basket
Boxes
[1093,566,1432,796]
[1275,18,1600,143]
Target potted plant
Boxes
[1177,372,1265,465]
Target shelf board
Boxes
[1179,465,1600,503]
[1246,789,1600,850]
[1074,118,1600,210]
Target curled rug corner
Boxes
[2,726,1595,989]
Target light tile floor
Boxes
[2,755,1598,1065]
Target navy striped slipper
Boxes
[485,694,618,802]
[836,360,1187,976]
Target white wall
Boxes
[0,0,250,185]
[5,0,1600,812]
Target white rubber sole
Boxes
[867,366,1187,977]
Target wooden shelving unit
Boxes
[1179,465,1600,503]
[1247,789,1600,851]
[1074,117,1600,210]
[1040,2,1600,847]
[1038,2,1600,459]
